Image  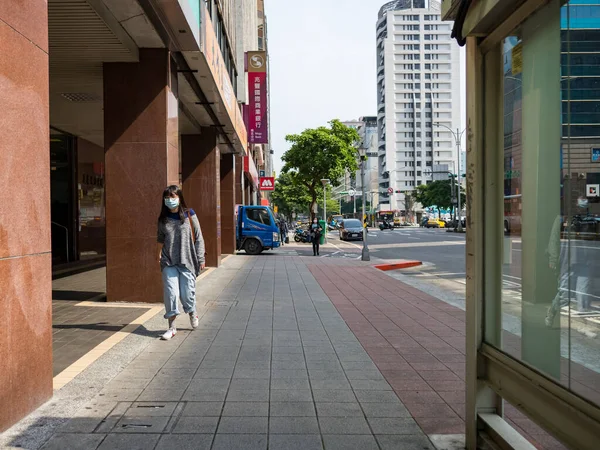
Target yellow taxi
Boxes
[426,218,446,228]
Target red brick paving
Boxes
[308,262,569,449]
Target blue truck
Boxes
[236,205,281,255]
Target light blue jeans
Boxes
[162,265,196,319]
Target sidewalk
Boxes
[2,254,564,449]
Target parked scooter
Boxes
[294,228,310,243]
[379,220,394,231]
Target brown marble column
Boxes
[220,154,236,254]
[104,49,178,303]
[0,1,52,431]
[182,132,221,267]
[235,155,244,206]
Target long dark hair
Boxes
[159,185,189,224]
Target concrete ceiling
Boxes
[49,0,173,147]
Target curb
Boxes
[374,261,423,271]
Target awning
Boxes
[244,156,259,190]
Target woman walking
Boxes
[310,218,323,256]
[157,185,205,340]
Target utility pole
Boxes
[435,123,466,232]
[359,150,370,261]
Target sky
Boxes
[264,0,467,175]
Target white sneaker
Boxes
[161,327,177,340]
[190,313,199,329]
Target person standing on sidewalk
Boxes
[280,219,288,245]
[157,185,206,340]
[310,218,323,256]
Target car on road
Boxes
[339,219,364,241]
[426,218,446,228]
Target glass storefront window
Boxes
[491,0,600,408]
[77,138,106,259]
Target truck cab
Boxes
[236,206,281,255]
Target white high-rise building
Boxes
[376,0,461,212]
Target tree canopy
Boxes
[282,120,359,218]
[413,180,465,215]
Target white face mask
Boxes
[165,197,180,210]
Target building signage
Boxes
[587,184,599,197]
[259,177,275,191]
[592,148,600,163]
[246,51,268,144]
[243,155,259,189]
[259,170,266,177]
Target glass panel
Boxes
[492,0,600,407]
[77,139,105,260]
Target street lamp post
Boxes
[435,123,466,232]
[358,147,370,261]
[321,179,330,244]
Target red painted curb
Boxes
[374,261,422,271]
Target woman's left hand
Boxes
[201,263,206,270]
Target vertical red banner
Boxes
[246,51,268,144]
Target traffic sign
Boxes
[348,189,356,196]
[387,187,393,194]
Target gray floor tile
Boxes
[376,434,435,450]
[97,388,143,402]
[312,390,356,403]
[272,360,306,370]
[233,368,271,379]
[319,417,371,435]
[271,369,308,379]
[173,416,219,434]
[360,403,411,418]
[137,388,185,402]
[354,390,401,403]
[217,417,268,434]
[155,434,213,450]
[268,434,323,450]
[322,434,379,450]
[310,379,351,390]
[227,389,270,402]
[181,390,227,402]
[211,434,267,450]
[113,415,170,433]
[270,389,313,402]
[315,402,363,417]
[98,434,160,450]
[271,378,310,390]
[269,416,320,434]
[349,379,392,391]
[229,378,269,391]
[182,402,223,417]
[41,433,105,450]
[368,418,421,435]
[194,368,234,379]
[344,370,385,381]
[222,402,269,416]
[270,402,316,417]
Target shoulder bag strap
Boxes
[187,211,196,244]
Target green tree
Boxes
[282,120,359,220]
[414,180,465,217]
[271,172,312,219]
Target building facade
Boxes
[1,0,268,431]
[377,0,461,212]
